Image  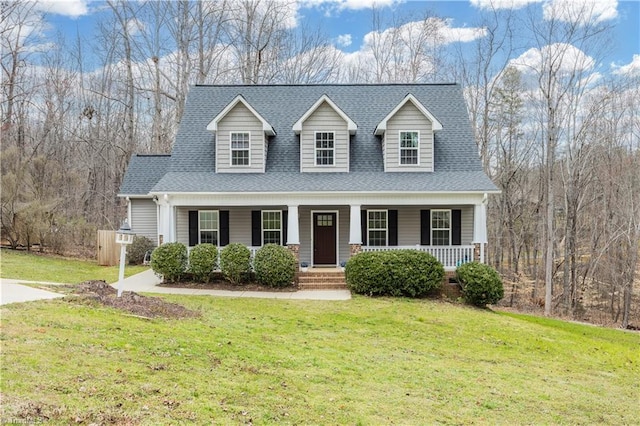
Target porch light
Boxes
[115,220,135,297]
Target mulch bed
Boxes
[158,280,298,293]
[74,280,200,319]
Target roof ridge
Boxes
[136,154,171,157]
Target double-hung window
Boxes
[431,210,451,245]
[262,210,282,245]
[368,210,388,246]
[199,211,219,245]
[399,131,419,165]
[315,132,334,166]
[231,132,250,166]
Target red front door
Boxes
[313,213,337,265]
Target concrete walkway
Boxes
[113,269,352,301]
[0,270,351,305]
[0,279,66,305]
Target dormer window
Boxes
[399,131,419,165]
[231,132,250,166]
[315,132,335,166]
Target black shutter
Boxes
[282,210,288,246]
[452,209,462,246]
[420,210,431,245]
[388,210,398,246]
[251,210,261,246]
[361,210,367,246]
[188,210,198,247]
[220,211,229,246]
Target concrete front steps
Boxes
[297,268,348,290]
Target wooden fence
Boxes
[97,230,120,266]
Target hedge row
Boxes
[150,242,297,288]
[345,250,444,297]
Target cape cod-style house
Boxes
[119,84,498,279]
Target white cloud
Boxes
[612,54,640,77]
[470,0,542,10]
[437,19,487,43]
[34,0,90,18]
[125,18,145,36]
[335,34,352,47]
[509,43,595,75]
[542,0,618,25]
[300,0,397,12]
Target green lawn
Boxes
[1,295,638,425]
[0,248,148,284]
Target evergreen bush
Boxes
[189,243,218,283]
[253,244,297,288]
[127,235,155,265]
[220,243,252,285]
[456,262,504,307]
[345,250,444,297]
[150,242,187,283]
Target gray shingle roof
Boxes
[119,154,171,195]
[129,84,497,194]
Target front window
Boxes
[262,210,282,245]
[431,210,451,245]
[231,132,250,166]
[400,131,419,165]
[199,211,219,244]
[368,210,387,246]
[315,132,334,166]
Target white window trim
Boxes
[261,210,283,245]
[314,131,335,167]
[199,210,220,245]
[368,209,388,247]
[431,209,451,246]
[230,131,251,167]
[398,130,420,166]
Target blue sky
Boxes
[35,0,640,76]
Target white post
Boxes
[286,205,300,245]
[117,243,127,297]
[349,204,362,244]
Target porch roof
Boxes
[151,170,497,193]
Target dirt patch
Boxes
[73,280,199,319]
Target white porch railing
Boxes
[361,245,474,270]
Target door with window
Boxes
[313,213,337,265]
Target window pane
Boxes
[200,231,218,245]
[200,211,218,230]
[400,132,418,148]
[400,149,418,164]
[263,231,281,245]
[315,132,334,165]
[432,230,450,246]
[369,230,387,246]
[232,150,249,165]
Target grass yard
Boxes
[1,294,638,425]
[0,248,148,284]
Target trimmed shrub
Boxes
[127,236,155,265]
[345,250,444,297]
[189,243,218,283]
[456,262,504,307]
[150,242,187,283]
[220,243,252,285]
[253,244,297,288]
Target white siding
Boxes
[385,102,434,172]
[300,102,349,173]
[217,103,265,173]
[131,199,158,245]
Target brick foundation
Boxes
[350,244,362,256]
[287,244,300,264]
[441,271,462,299]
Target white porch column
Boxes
[349,204,362,245]
[472,194,488,263]
[157,194,175,243]
[286,205,300,245]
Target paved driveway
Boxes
[0,279,65,305]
